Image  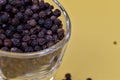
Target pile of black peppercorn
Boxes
[0,0,64,52]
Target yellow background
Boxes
[56,0,120,80]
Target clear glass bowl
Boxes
[0,0,71,80]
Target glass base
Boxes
[0,76,55,80]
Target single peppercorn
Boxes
[25,9,33,16]
[30,34,37,40]
[0,0,7,6]
[44,19,53,29]
[27,19,37,26]
[32,4,40,12]
[22,35,30,42]
[0,34,6,40]
[12,18,20,26]
[32,13,39,21]
[12,7,18,14]
[38,38,46,45]
[45,35,53,41]
[31,39,39,46]
[39,11,47,18]
[15,12,24,20]
[51,25,59,33]
[47,41,54,47]
[53,9,61,17]
[4,39,12,47]
[24,46,33,52]
[13,33,21,39]
[46,30,52,35]
[16,25,24,33]
[1,47,9,51]
[38,31,45,38]
[11,38,21,47]
[34,46,41,51]
[0,13,9,23]
[38,19,45,25]
[5,4,12,12]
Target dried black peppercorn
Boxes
[38,19,45,25]
[27,19,37,26]
[34,46,41,51]
[0,0,7,6]
[38,38,46,45]
[0,13,9,23]
[5,4,12,12]
[53,9,61,17]
[12,18,20,26]
[39,11,47,18]
[15,12,24,20]
[25,9,33,16]
[0,0,65,53]
[51,25,59,33]
[44,19,52,29]
[32,4,40,12]
[30,34,37,40]
[16,25,24,33]
[0,34,6,40]
[32,13,39,21]
[31,39,39,46]
[38,31,45,38]
[11,38,21,47]
[22,35,30,42]
[47,30,52,35]
[5,30,13,37]
[1,47,9,51]
[12,7,18,14]
[45,35,53,41]
[13,33,21,39]
[4,39,12,47]
[24,46,33,52]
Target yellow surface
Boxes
[56,0,120,80]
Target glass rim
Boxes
[0,0,71,58]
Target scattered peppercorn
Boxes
[86,78,92,80]
[65,73,72,80]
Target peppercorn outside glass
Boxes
[0,0,71,80]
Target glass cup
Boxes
[0,0,71,80]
